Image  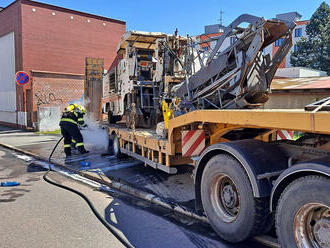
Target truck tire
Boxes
[201,154,271,243]
[276,175,330,248]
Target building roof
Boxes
[116,30,168,53]
[296,20,309,26]
[2,0,125,24]
[276,12,302,22]
[271,76,330,91]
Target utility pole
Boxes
[217,10,225,32]
[217,10,224,26]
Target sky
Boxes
[1,0,328,36]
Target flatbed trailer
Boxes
[108,109,330,247]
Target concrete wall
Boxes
[0,1,24,127]
[0,32,16,124]
[0,1,22,72]
[275,67,327,78]
[264,92,329,109]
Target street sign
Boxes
[16,71,30,86]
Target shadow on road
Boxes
[102,191,265,248]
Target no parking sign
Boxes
[16,71,30,86]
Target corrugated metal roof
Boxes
[116,31,168,53]
[271,76,330,90]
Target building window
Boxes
[295,28,302,37]
[275,38,284,47]
[294,45,298,52]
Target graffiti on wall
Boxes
[35,91,63,106]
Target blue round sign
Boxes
[16,71,30,86]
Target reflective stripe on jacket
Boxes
[77,112,87,127]
[60,118,77,125]
[59,110,79,126]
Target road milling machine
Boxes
[103,14,295,130]
[103,30,192,128]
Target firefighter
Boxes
[71,105,87,148]
[60,103,89,157]
[77,105,87,128]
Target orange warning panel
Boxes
[277,130,294,140]
[182,130,205,157]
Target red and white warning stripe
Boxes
[182,130,205,157]
[277,130,294,140]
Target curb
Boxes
[0,142,208,223]
[0,141,279,248]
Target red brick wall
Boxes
[21,0,126,74]
[32,72,84,121]
[20,0,125,127]
[0,0,125,128]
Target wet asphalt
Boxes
[0,125,268,247]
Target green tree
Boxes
[291,2,330,74]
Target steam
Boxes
[80,120,109,153]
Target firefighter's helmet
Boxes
[79,105,86,115]
[66,103,79,112]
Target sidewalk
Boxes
[0,126,62,159]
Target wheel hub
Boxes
[210,173,240,223]
[313,218,330,247]
[222,185,237,208]
[294,203,330,248]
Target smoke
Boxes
[83,97,91,106]
[80,121,109,153]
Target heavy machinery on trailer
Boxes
[103,30,190,128]
[105,14,330,248]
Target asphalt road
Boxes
[0,146,124,248]
[0,146,268,248]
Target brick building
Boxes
[0,0,126,129]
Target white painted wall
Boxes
[275,67,327,78]
[0,32,16,124]
[286,24,307,67]
[38,106,60,132]
[17,111,27,126]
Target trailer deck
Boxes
[107,109,330,174]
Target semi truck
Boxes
[101,14,330,248]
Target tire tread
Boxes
[275,175,330,247]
